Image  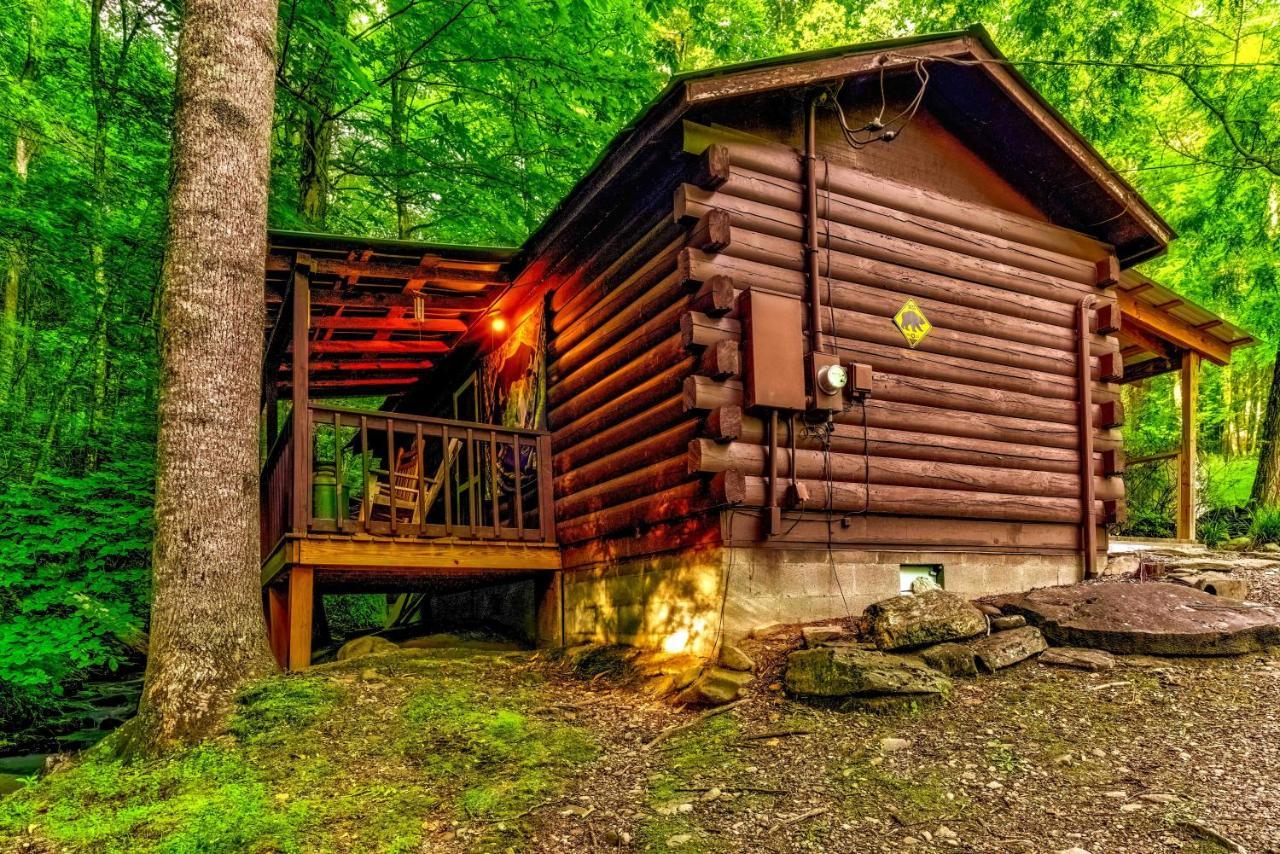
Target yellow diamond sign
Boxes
[893,298,932,348]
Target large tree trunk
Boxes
[122,0,277,756]
[1251,352,1280,507]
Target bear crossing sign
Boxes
[893,298,932,348]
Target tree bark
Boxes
[122,0,277,756]
[1251,353,1280,507]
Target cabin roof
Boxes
[517,24,1174,272]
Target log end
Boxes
[693,144,731,189]
[710,469,746,505]
[705,405,743,442]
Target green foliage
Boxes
[1250,506,1280,545]
[0,459,151,732]
[323,594,386,638]
[1198,515,1230,549]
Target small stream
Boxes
[1,673,143,796]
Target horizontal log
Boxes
[549,274,689,404]
[556,472,743,544]
[739,476,1102,524]
[684,126,1111,261]
[721,223,1099,321]
[681,311,741,349]
[690,439,1122,502]
[682,165,1099,287]
[266,254,505,290]
[551,395,688,477]
[731,414,1108,477]
[549,336,692,428]
[697,339,740,379]
[553,360,693,452]
[560,514,721,570]
[554,456,692,522]
[691,275,736,316]
[554,421,700,497]
[724,510,1089,552]
[683,375,1120,451]
[679,248,1118,373]
[308,340,450,355]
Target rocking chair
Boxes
[363,439,461,526]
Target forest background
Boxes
[0,0,1276,733]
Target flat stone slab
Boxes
[989,582,1280,656]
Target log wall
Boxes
[545,112,1125,571]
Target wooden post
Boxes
[288,566,314,671]
[266,584,289,668]
[290,254,311,533]
[1177,351,1200,541]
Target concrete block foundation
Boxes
[559,547,1084,656]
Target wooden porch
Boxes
[260,232,560,670]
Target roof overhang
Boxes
[1115,269,1255,382]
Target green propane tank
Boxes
[312,463,337,520]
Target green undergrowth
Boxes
[0,650,597,853]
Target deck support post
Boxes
[288,566,314,671]
[535,571,565,648]
[266,583,289,668]
[1177,351,1200,541]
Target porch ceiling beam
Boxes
[266,254,506,290]
[284,359,435,373]
[266,287,494,312]
[309,316,468,333]
[308,340,451,355]
[1117,289,1231,365]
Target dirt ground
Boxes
[518,557,1280,854]
[5,555,1279,853]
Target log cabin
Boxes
[259,26,1254,668]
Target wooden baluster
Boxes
[442,424,453,537]
[489,430,500,538]
[359,415,369,530]
[415,422,425,537]
[513,435,524,540]
[466,428,477,538]
[333,409,344,533]
[385,416,397,536]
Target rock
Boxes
[1056,849,1092,854]
[1103,553,1140,576]
[1192,574,1248,601]
[1262,542,1280,553]
[910,576,940,594]
[865,591,988,651]
[675,667,753,706]
[1223,535,1252,551]
[971,626,1047,672]
[989,582,1280,655]
[990,615,1026,631]
[974,602,1003,617]
[1139,793,1178,804]
[802,625,847,647]
[1119,803,1143,812]
[1039,648,1116,672]
[879,737,911,753]
[749,622,785,639]
[919,642,979,677]
[666,833,693,847]
[784,646,950,699]
[718,644,754,672]
[336,634,399,661]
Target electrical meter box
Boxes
[738,289,807,411]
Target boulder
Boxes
[919,642,978,677]
[718,644,755,672]
[990,615,1027,631]
[865,591,987,651]
[1103,553,1140,576]
[1039,647,1116,672]
[989,582,1280,655]
[971,627,1047,672]
[1192,573,1248,601]
[784,646,950,699]
[336,634,399,661]
[675,667,753,706]
[909,576,940,594]
[802,625,847,647]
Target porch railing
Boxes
[261,403,555,554]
